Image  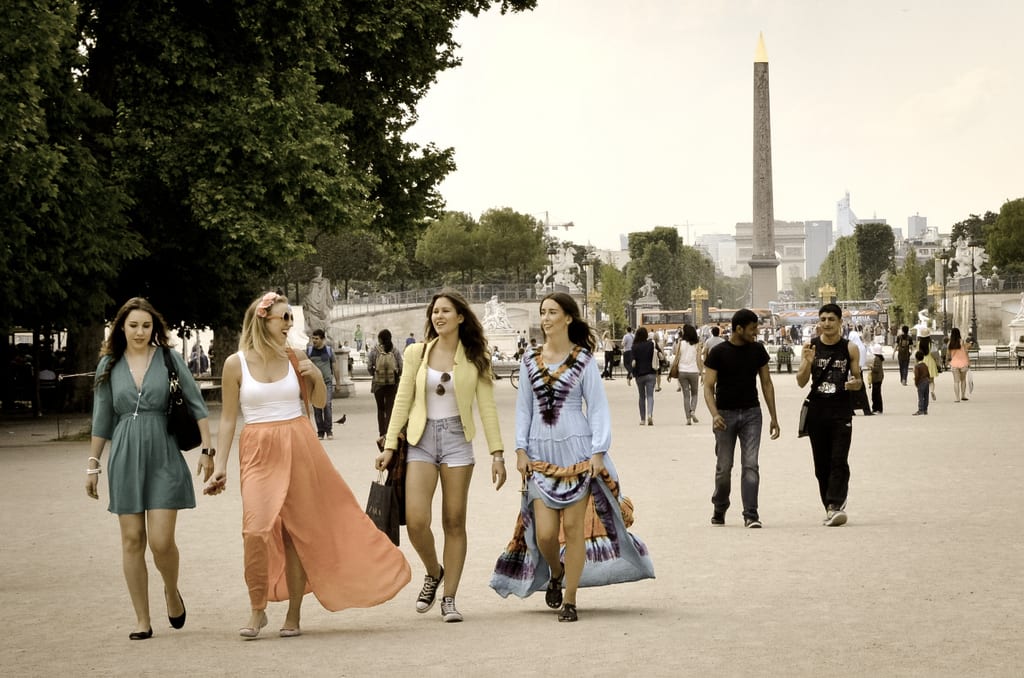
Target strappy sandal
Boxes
[545,567,564,609]
[557,603,578,622]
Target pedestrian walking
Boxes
[490,292,654,622]
[669,323,703,425]
[306,329,335,439]
[205,292,410,638]
[375,290,506,623]
[600,331,615,380]
[869,341,885,413]
[913,351,931,415]
[796,303,864,527]
[896,325,912,385]
[630,327,657,426]
[702,309,780,528]
[87,297,215,640]
[621,327,635,385]
[367,329,403,436]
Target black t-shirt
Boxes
[807,337,852,417]
[632,339,655,376]
[705,340,769,410]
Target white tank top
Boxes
[237,351,303,424]
[425,366,459,420]
[677,341,700,373]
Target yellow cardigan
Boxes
[384,339,504,453]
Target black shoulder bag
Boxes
[162,347,202,451]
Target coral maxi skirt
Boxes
[239,416,410,610]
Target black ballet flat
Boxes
[169,590,186,629]
[545,568,564,610]
[129,628,153,640]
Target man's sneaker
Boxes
[415,567,444,613]
[744,517,763,528]
[711,512,725,526]
[824,508,847,527]
[440,596,463,623]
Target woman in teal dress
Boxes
[490,292,654,622]
[87,297,214,640]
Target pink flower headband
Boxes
[255,292,278,318]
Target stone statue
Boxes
[304,266,334,335]
[541,244,582,292]
[638,274,660,300]
[913,309,932,336]
[874,270,890,296]
[1014,291,1024,321]
[482,295,514,331]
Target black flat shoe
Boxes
[129,628,153,640]
[168,590,186,629]
[545,567,564,609]
[557,603,578,622]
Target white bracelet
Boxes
[86,468,102,475]
[491,456,505,462]
[89,456,101,464]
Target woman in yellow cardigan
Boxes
[376,290,506,623]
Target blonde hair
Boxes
[239,292,289,361]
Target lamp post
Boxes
[941,258,949,339]
[546,241,558,291]
[691,286,709,326]
[818,283,836,305]
[927,275,942,335]
[970,243,978,343]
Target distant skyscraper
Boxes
[805,220,833,277]
[908,214,927,239]
[836,191,857,238]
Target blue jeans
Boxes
[635,373,656,420]
[916,380,929,413]
[712,407,762,520]
[314,384,334,436]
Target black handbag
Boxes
[365,472,400,546]
[162,347,202,451]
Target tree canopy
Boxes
[985,199,1024,276]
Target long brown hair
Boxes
[424,290,492,378]
[96,297,172,385]
[542,292,596,352]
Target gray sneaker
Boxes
[440,596,463,623]
[824,509,848,527]
[416,567,444,613]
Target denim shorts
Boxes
[406,416,475,468]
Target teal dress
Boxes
[92,349,208,514]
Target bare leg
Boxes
[405,461,442,579]
[145,509,184,620]
[281,529,306,630]
[559,496,589,606]
[531,500,564,581]
[117,513,151,633]
[437,464,474,597]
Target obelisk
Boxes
[750,32,779,307]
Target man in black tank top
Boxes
[796,303,864,527]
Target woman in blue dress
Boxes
[490,292,654,622]
[87,297,214,639]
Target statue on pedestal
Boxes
[482,295,514,331]
[304,266,334,336]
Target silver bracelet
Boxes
[491,455,505,462]
[86,468,102,475]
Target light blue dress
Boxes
[490,346,654,598]
[92,349,208,514]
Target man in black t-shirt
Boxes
[796,303,864,527]
[703,309,781,528]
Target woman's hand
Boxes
[375,449,394,472]
[86,474,99,500]
[203,470,227,496]
[515,449,530,479]
[297,356,318,378]
[589,452,607,477]
[491,453,507,490]
[196,454,214,482]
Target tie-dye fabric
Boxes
[489,461,655,598]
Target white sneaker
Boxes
[440,596,463,623]
[824,509,848,527]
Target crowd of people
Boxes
[83,288,995,639]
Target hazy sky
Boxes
[405,0,1023,251]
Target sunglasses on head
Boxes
[435,372,451,396]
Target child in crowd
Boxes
[913,351,930,416]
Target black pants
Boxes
[806,413,852,510]
[871,381,883,413]
[373,384,398,436]
[602,351,614,378]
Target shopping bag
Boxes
[365,472,400,546]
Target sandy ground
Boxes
[2,367,1023,677]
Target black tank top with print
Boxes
[807,337,852,417]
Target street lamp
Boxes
[941,258,950,339]
[970,243,978,343]
[691,286,709,326]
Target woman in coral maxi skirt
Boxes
[206,292,410,638]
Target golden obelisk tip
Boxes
[754,32,768,63]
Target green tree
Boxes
[819,236,860,301]
[596,263,628,336]
[986,198,1024,276]
[950,211,996,248]
[888,246,927,327]
[416,212,480,283]
[478,208,546,283]
[626,227,714,309]
[854,222,895,298]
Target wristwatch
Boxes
[201,448,216,457]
